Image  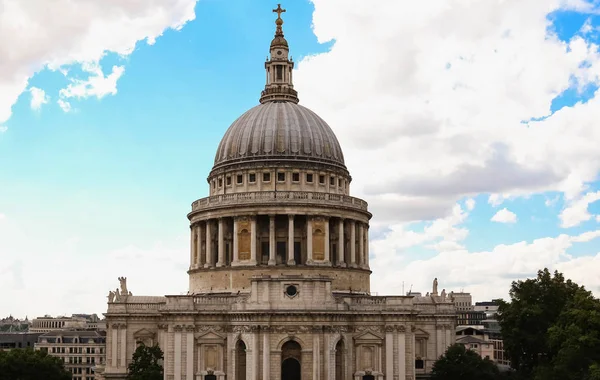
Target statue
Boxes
[432,278,438,295]
[107,290,115,303]
[441,289,446,300]
[128,291,133,296]
[425,292,429,297]
[118,277,128,294]
[114,288,121,302]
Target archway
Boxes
[335,339,345,380]
[281,340,301,380]
[281,358,301,380]
[235,340,246,380]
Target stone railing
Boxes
[191,191,369,212]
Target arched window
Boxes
[281,340,301,380]
[236,340,247,380]
[335,340,345,380]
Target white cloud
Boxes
[29,87,49,110]
[57,99,72,113]
[59,64,125,101]
[296,0,600,224]
[560,191,600,228]
[491,208,518,223]
[596,215,600,222]
[0,0,198,124]
[465,198,476,211]
[0,126,7,133]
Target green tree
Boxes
[430,344,501,380]
[0,348,71,380]
[497,268,582,377]
[126,343,164,380]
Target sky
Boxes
[2,0,600,318]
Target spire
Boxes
[259,4,299,104]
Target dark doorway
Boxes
[277,241,286,264]
[362,376,375,380]
[281,358,301,380]
[335,340,344,380]
[236,340,246,380]
[294,242,301,264]
[205,376,217,380]
[261,241,269,264]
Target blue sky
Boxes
[2,0,600,317]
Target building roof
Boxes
[213,102,346,170]
[456,335,490,345]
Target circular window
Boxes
[277,50,283,56]
[285,285,298,297]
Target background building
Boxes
[31,314,105,333]
[0,332,42,351]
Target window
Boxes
[263,172,271,182]
[319,175,325,184]
[306,173,313,183]
[237,174,243,184]
[212,180,216,189]
[226,176,232,186]
[330,176,335,185]
[415,359,424,369]
[292,172,300,182]
[276,65,283,80]
[277,172,285,182]
[218,178,223,187]
[338,179,342,187]
[249,173,256,183]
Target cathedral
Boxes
[98,5,455,380]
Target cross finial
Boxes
[273,4,286,19]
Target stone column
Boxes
[338,219,345,267]
[324,333,331,380]
[162,326,169,380]
[174,327,182,380]
[324,217,330,264]
[398,327,406,380]
[252,329,260,380]
[205,220,213,268]
[262,328,270,380]
[287,215,295,265]
[436,326,444,358]
[120,324,126,368]
[250,216,257,265]
[268,215,276,265]
[189,225,195,269]
[233,217,239,265]
[386,327,393,380]
[111,325,118,368]
[365,225,370,268]
[445,325,453,350]
[312,328,320,380]
[359,223,365,267]
[350,220,356,267]
[186,327,194,380]
[217,218,225,267]
[307,216,313,263]
[195,225,202,268]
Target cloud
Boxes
[560,191,600,228]
[29,87,49,110]
[59,64,125,102]
[57,99,72,113]
[0,0,198,124]
[465,198,476,211]
[491,208,518,223]
[296,0,600,224]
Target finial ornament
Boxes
[273,4,286,19]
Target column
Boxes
[217,218,225,267]
[324,333,332,380]
[365,225,370,268]
[162,326,169,380]
[338,219,345,267]
[262,329,270,380]
[195,225,202,268]
[205,220,213,268]
[436,326,444,358]
[307,216,313,263]
[287,215,295,265]
[233,217,239,265]
[189,226,194,269]
[398,328,406,380]
[120,325,127,368]
[186,328,194,380]
[111,325,118,368]
[445,325,453,349]
[324,217,330,264]
[174,328,182,380]
[252,330,260,380]
[250,216,257,264]
[359,223,364,267]
[386,328,393,380]
[350,220,356,267]
[268,215,276,265]
[312,329,320,380]
[412,328,416,378]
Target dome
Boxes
[213,102,346,170]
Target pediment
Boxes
[197,331,225,341]
[354,331,383,342]
[133,328,156,338]
[414,328,430,338]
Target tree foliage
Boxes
[430,344,501,380]
[497,268,600,380]
[126,343,164,380]
[0,348,71,380]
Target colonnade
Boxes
[189,214,370,270]
[34,320,66,329]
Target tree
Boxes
[126,343,164,380]
[430,344,501,380]
[0,348,71,380]
[496,268,582,377]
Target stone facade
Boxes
[99,5,456,380]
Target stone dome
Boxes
[213,102,346,170]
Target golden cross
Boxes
[273,4,286,18]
